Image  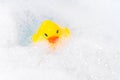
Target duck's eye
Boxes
[44,33,48,37]
[56,30,59,34]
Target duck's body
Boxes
[32,20,70,44]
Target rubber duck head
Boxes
[32,20,70,44]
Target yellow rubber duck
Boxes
[32,20,70,44]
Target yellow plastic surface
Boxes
[32,20,70,43]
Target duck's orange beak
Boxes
[48,36,59,43]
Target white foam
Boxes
[0,0,120,80]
